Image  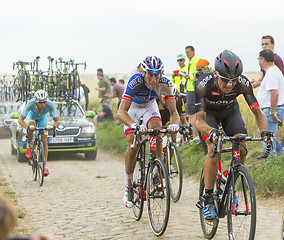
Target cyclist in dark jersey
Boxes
[195,50,270,221]
[158,86,187,127]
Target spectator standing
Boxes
[251,35,284,89]
[194,59,213,80]
[104,77,125,109]
[137,63,143,73]
[185,45,199,138]
[118,79,125,86]
[93,99,114,125]
[75,82,86,111]
[97,68,109,81]
[170,54,187,102]
[80,83,90,110]
[95,72,112,108]
[257,49,284,158]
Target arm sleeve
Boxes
[21,100,34,116]
[240,77,259,110]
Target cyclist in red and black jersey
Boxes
[195,50,269,221]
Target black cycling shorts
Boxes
[205,108,247,136]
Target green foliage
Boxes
[250,154,284,196]
[96,121,127,154]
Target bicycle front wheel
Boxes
[227,165,256,240]
[38,142,45,187]
[147,157,170,236]
[198,169,219,239]
[132,150,145,221]
[165,142,183,202]
[32,144,38,181]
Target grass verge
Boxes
[96,122,284,196]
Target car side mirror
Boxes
[10,112,19,119]
[86,110,95,117]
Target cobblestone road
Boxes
[0,139,282,239]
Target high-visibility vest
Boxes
[170,65,187,94]
[185,56,199,91]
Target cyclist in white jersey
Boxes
[117,56,180,208]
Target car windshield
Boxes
[50,101,84,117]
[0,103,20,114]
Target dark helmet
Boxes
[214,50,243,79]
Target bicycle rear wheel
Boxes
[132,149,145,221]
[147,157,170,236]
[165,142,183,202]
[37,142,45,187]
[227,165,256,240]
[198,169,219,239]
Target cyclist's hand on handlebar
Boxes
[261,130,274,145]
[209,129,219,143]
[45,125,54,131]
[167,124,179,133]
[27,125,35,131]
[131,123,147,134]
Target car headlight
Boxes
[82,125,95,134]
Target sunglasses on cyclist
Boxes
[37,101,47,104]
[147,69,161,75]
[218,74,239,84]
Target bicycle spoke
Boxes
[227,166,256,239]
[147,158,170,236]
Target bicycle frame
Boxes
[212,134,273,218]
[136,134,163,200]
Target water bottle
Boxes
[220,170,228,192]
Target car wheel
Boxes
[17,141,27,162]
[85,149,97,160]
[11,139,17,155]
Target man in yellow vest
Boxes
[185,45,199,138]
[170,54,187,102]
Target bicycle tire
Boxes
[282,211,284,240]
[227,165,256,240]
[147,157,170,236]
[132,146,145,221]
[165,142,183,202]
[38,142,45,186]
[198,169,219,239]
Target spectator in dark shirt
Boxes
[93,99,114,125]
[104,78,125,109]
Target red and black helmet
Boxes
[214,50,243,79]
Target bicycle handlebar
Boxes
[210,130,274,158]
[27,126,56,138]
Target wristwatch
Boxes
[269,111,275,115]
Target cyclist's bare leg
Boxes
[26,122,36,145]
[233,134,248,165]
[148,119,162,158]
[203,139,222,190]
[125,133,139,174]
[240,141,247,165]
[42,134,48,164]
